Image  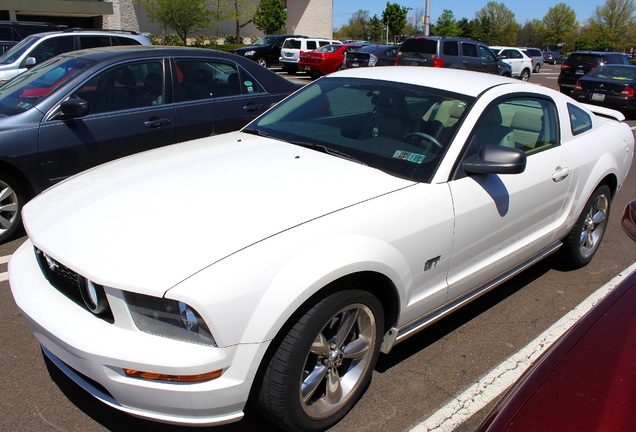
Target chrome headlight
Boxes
[244,50,256,57]
[369,54,378,67]
[124,292,216,346]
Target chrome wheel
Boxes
[256,57,268,68]
[0,179,19,240]
[300,303,376,419]
[578,192,609,259]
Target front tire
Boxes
[255,57,268,68]
[559,185,611,269]
[0,173,25,243]
[255,290,384,432]
[519,68,530,81]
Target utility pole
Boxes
[423,0,431,36]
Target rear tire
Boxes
[0,172,25,243]
[520,68,530,81]
[254,289,384,432]
[559,185,611,269]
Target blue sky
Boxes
[333,0,602,28]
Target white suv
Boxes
[0,29,152,85]
[279,37,342,74]
[490,46,533,81]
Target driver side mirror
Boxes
[59,98,89,119]
[463,144,526,175]
[25,57,37,68]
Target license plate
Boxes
[410,61,419,66]
[592,93,605,101]
[576,69,584,75]
[304,65,311,71]
[352,62,359,67]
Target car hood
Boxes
[23,132,413,296]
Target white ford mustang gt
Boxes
[10,67,634,431]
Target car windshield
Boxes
[0,35,40,64]
[245,77,474,183]
[589,65,636,80]
[0,56,94,116]
[253,36,278,47]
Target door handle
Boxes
[243,103,263,112]
[552,166,570,182]
[144,117,171,128]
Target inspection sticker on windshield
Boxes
[393,150,425,164]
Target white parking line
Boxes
[411,261,636,432]
[0,255,11,282]
[0,254,10,265]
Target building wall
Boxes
[0,0,333,41]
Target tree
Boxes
[139,0,215,45]
[339,9,370,41]
[517,19,546,48]
[382,2,410,42]
[435,9,461,37]
[407,7,425,35]
[368,15,385,42]
[475,2,517,45]
[543,3,578,51]
[253,0,287,35]
[223,0,257,43]
[587,0,636,50]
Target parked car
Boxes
[558,50,631,94]
[570,65,636,117]
[0,45,300,243]
[232,34,307,68]
[9,66,633,432]
[298,43,364,78]
[0,28,152,85]
[344,44,398,68]
[478,199,636,432]
[542,50,565,64]
[396,36,512,76]
[490,46,533,81]
[279,37,342,74]
[0,20,65,42]
[521,47,543,73]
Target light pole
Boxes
[424,0,431,36]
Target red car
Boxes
[298,43,364,79]
[478,200,636,431]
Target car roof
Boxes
[58,45,238,62]
[330,66,517,97]
[28,28,146,39]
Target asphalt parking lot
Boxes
[2,62,636,432]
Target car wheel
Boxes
[559,185,611,269]
[520,69,530,81]
[534,64,541,73]
[256,57,268,68]
[255,289,384,432]
[0,173,25,243]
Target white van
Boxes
[0,29,151,85]
[279,37,342,74]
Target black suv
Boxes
[233,34,307,68]
[396,36,511,76]
[558,51,631,94]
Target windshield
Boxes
[0,56,94,116]
[253,36,278,47]
[246,77,474,183]
[0,35,40,64]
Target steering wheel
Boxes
[402,132,443,151]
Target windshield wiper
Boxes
[242,127,269,137]
[288,140,366,165]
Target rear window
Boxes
[525,49,542,57]
[566,54,604,65]
[400,38,437,54]
[443,41,459,56]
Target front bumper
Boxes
[9,240,268,426]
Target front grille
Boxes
[34,247,114,322]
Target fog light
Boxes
[80,278,108,314]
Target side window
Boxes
[468,97,558,156]
[177,59,262,101]
[462,43,478,58]
[29,36,75,64]
[500,49,511,59]
[114,36,140,46]
[479,46,496,61]
[79,36,112,49]
[568,103,593,135]
[307,41,317,50]
[71,61,164,114]
[442,41,459,56]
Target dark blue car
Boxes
[0,45,300,242]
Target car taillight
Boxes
[433,57,444,67]
[574,81,582,92]
[620,86,635,97]
[561,63,572,71]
